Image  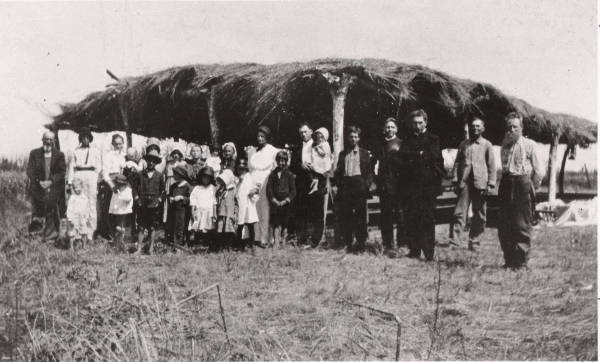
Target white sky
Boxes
[0,1,596,170]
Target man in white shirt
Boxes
[97,134,126,239]
[498,112,545,269]
[67,127,102,239]
[289,122,327,247]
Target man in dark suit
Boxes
[334,126,375,253]
[27,131,67,241]
[399,110,444,261]
[375,118,406,255]
[289,122,326,247]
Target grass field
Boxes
[0,166,597,361]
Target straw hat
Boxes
[143,149,162,163]
[216,169,236,190]
[172,165,189,180]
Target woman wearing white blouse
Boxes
[247,126,280,246]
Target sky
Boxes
[0,1,596,170]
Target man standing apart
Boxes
[290,123,327,247]
[450,118,496,251]
[67,127,101,240]
[98,134,126,239]
[400,110,444,261]
[498,112,544,269]
[27,132,66,241]
[334,126,374,253]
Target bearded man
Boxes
[498,112,544,269]
[27,132,67,241]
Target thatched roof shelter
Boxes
[51,58,596,150]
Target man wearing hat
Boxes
[68,127,102,240]
[98,134,126,239]
[135,149,166,255]
[27,131,67,241]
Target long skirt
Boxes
[74,170,98,238]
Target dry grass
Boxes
[0,168,597,361]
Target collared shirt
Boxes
[453,136,496,190]
[302,139,314,163]
[501,136,545,186]
[102,149,126,184]
[385,135,397,142]
[68,146,102,184]
[344,146,361,176]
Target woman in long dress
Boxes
[247,126,279,246]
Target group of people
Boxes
[27,109,543,268]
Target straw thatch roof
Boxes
[51,58,596,150]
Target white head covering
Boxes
[315,127,329,141]
[222,142,237,159]
[169,143,186,157]
[216,169,236,190]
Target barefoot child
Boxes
[266,151,296,246]
[235,158,259,249]
[135,149,165,255]
[309,127,333,194]
[215,169,238,250]
[66,178,91,250]
[189,166,217,245]
[166,165,193,248]
[109,174,133,251]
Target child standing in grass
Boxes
[215,169,238,249]
[135,149,165,255]
[189,166,217,245]
[266,151,296,247]
[235,158,259,249]
[166,165,193,248]
[66,178,91,251]
[109,174,133,251]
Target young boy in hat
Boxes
[266,151,296,247]
[166,165,193,248]
[135,149,165,255]
[66,178,91,251]
[235,158,259,250]
[109,174,133,251]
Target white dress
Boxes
[189,184,217,232]
[236,173,259,225]
[109,187,133,215]
[247,144,279,243]
[311,142,333,174]
[67,194,91,238]
[68,146,102,238]
[206,157,222,174]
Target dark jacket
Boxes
[288,142,313,195]
[399,131,444,196]
[27,146,66,206]
[334,146,374,199]
[266,168,297,203]
[137,170,165,208]
[375,137,402,196]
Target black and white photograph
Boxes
[0,1,596,360]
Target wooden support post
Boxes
[548,133,560,203]
[108,70,133,148]
[326,73,353,171]
[558,145,572,196]
[207,87,219,146]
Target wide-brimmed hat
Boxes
[257,126,271,137]
[113,174,129,186]
[216,169,236,189]
[197,166,215,183]
[314,127,329,141]
[146,137,161,153]
[78,127,94,142]
[143,149,162,163]
[170,144,185,158]
[172,165,189,180]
